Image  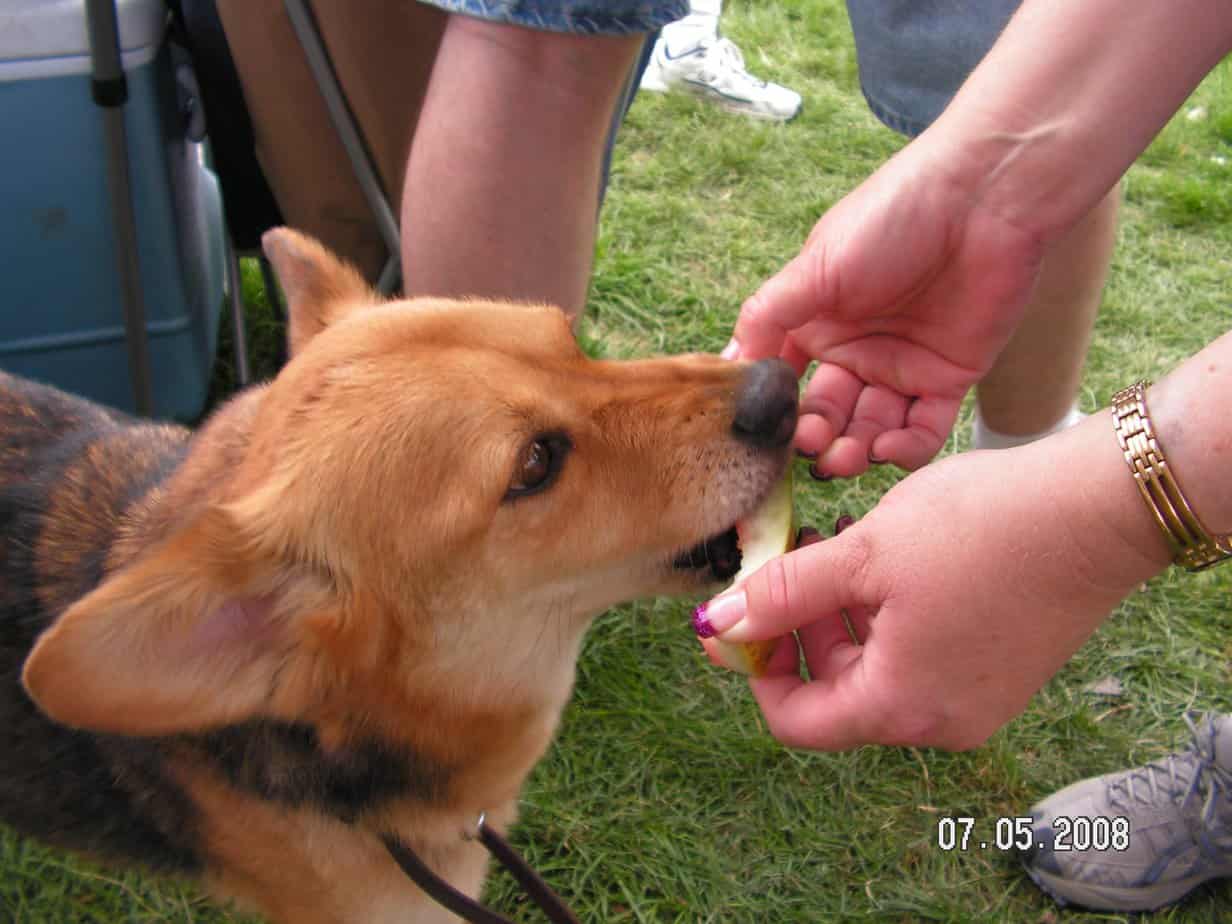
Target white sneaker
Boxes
[639,35,802,122]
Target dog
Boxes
[0,228,797,923]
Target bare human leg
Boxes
[973,186,1120,447]
[400,18,642,323]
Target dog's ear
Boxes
[22,505,342,736]
[262,227,377,358]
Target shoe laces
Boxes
[1108,713,1232,855]
[698,37,768,90]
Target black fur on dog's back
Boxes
[0,373,443,876]
[0,372,202,872]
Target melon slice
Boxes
[704,468,795,676]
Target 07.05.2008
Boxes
[936,815,1130,852]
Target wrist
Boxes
[917,0,1232,246]
[1112,382,1232,571]
[1046,335,1232,587]
[918,97,1099,247]
[1039,412,1174,591]
[1136,341,1232,543]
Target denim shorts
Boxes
[846,0,1021,137]
[417,0,687,35]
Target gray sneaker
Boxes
[1021,713,1232,911]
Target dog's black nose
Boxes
[732,359,798,448]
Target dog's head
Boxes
[22,229,796,747]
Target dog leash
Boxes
[382,813,580,924]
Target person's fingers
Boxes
[732,248,833,361]
[816,435,874,478]
[794,415,836,468]
[748,650,881,750]
[845,386,911,462]
[867,395,962,471]
[746,544,886,750]
[779,335,814,378]
[795,610,865,673]
[800,364,860,433]
[811,385,910,476]
[795,526,822,548]
[796,363,869,467]
[821,336,978,406]
[698,635,730,670]
[696,530,876,643]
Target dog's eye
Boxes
[518,442,551,487]
[506,433,570,500]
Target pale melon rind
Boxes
[707,468,796,677]
[703,634,778,676]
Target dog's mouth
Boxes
[670,465,797,584]
[672,525,742,582]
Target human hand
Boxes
[693,417,1171,751]
[728,138,1047,476]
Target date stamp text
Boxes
[936,815,1130,853]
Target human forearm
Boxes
[1021,328,1232,595]
[1137,330,1232,548]
[924,0,1232,243]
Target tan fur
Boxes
[17,228,792,922]
[177,757,490,924]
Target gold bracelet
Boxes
[1110,381,1232,572]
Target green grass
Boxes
[4,1,1231,921]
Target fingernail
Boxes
[808,463,832,482]
[834,514,855,534]
[796,525,822,547]
[795,448,818,461]
[720,338,741,361]
[868,453,886,465]
[692,589,747,638]
[692,602,717,638]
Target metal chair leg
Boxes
[86,0,154,414]
[283,0,402,293]
[224,236,251,386]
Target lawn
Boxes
[3,1,1231,921]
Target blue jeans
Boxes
[846,0,1021,137]
[418,0,686,34]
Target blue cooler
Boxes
[0,0,227,420]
